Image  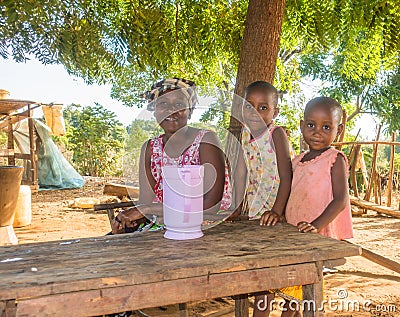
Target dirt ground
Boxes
[13,177,400,317]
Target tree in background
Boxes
[63,103,126,177]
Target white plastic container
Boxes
[13,185,32,228]
[162,165,204,240]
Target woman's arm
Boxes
[298,154,349,232]
[111,140,161,234]
[260,127,292,226]
[226,145,247,220]
[199,131,226,214]
[139,140,156,204]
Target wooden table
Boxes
[0,221,360,317]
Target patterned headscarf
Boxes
[144,78,197,111]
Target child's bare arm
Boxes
[260,127,292,226]
[298,154,348,232]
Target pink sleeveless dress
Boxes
[285,148,353,240]
[149,129,231,210]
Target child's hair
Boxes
[244,81,279,107]
[304,97,343,124]
[143,78,197,111]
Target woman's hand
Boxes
[297,221,318,233]
[111,207,145,234]
[260,210,283,226]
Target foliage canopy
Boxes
[2,0,400,130]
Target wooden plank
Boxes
[93,201,136,211]
[103,183,139,198]
[0,149,14,156]
[350,197,400,219]
[0,222,360,301]
[345,241,400,274]
[333,140,400,146]
[0,104,41,130]
[15,263,319,317]
[13,153,31,160]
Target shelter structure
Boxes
[0,93,83,191]
[0,98,42,190]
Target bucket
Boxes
[162,165,204,240]
[0,166,24,226]
[13,185,32,227]
[0,166,23,246]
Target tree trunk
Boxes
[228,0,286,136]
[226,0,286,214]
[235,0,286,97]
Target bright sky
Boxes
[0,58,142,126]
[1,57,378,139]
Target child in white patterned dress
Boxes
[228,81,294,317]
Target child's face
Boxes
[243,90,278,133]
[154,91,191,134]
[300,104,343,152]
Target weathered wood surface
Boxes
[0,100,37,115]
[0,222,360,316]
[103,183,139,198]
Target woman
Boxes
[112,78,231,234]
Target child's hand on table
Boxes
[260,210,283,226]
[297,221,318,233]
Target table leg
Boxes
[302,262,324,317]
[234,294,249,317]
[179,303,189,317]
[0,300,17,317]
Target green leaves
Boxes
[63,103,126,176]
[2,0,400,132]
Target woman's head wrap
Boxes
[144,78,197,111]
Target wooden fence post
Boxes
[387,132,396,207]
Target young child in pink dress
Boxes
[278,97,353,317]
[286,96,353,238]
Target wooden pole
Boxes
[387,132,396,207]
[333,140,400,146]
[27,104,36,185]
[7,117,15,166]
[375,172,381,205]
[347,128,361,161]
[359,150,369,190]
[350,145,361,198]
[345,241,400,274]
[364,125,381,202]
[336,110,347,151]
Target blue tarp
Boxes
[13,119,84,190]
